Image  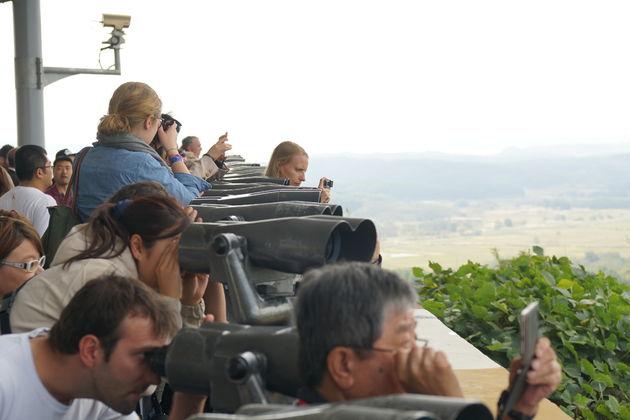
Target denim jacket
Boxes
[77,143,211,221]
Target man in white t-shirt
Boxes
[0,145,56,236]
[0,275,207,420]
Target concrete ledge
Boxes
[414,309,572,420]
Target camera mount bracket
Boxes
[209,233,293,325]
[42,25,126,87]
[226,351,269,406]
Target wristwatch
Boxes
[497,390,536,420]
[507,410,535,420]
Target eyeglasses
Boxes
[357,338,429,354]
[0,255,46,273]
[38,165,54,170]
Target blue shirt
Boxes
[77,146,211,221]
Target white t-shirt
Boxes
[0,329,138,420]
[0,185,57,236]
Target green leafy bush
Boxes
[413,247,630,419]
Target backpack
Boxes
[41,147,90,268]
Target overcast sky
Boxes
[1,0,629,171]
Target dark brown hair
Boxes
[64,195,189,268]
[0,209,43,260]
[49,274,180,360]
[264,141,308,178]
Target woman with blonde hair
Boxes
[265,141,330,203]
[0,210,44,299]
[76,82,211,221]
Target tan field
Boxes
[379,206,630,275]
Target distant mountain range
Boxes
[308,144,630,210]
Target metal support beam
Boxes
[11,0,128,149]
[43,49,121,86]
[13,0,46,148]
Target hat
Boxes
[55,148,75,159]
[53,156,73,166]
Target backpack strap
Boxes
[68,146,91,219]
[0,282,28,335]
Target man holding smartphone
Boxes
[296,263,562,420]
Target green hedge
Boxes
[413,247,630,419]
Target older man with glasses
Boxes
[0,145,55,236]
[295,262,561,420]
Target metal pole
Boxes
[13,0,45,148]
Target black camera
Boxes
[323,179,334,189]
[150,113,182,147]
[161,114,182,133]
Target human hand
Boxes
[183,206,202,223]
[318,177,331,203]
[181,272,210,306]
[155,238,183,300]
[509,337,562,416]
[206,132,232,161]
[157,123,179,152]
[395,345,464,398]
[169,391,207,420]
[371,238,381,264]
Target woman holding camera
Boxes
[10,195,226,333]
[76,82,210,222]
[265,141,331,203]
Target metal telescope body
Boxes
[201,185,319,197]
[179,215,376,325]
[191,190,322,206]
[150,323,493,419]
[191,202,343,222]
[144,155,489,419]
[214,176,290,185]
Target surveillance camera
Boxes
[102,14,131,30]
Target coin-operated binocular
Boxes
[192,189,321,206]
[192,202,342,223]
[213,176,290,185]
[179,215,376,325]
[201,185,317,197]
[150,323,493,419]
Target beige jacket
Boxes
[185,153,229,181]
[10,224,204,333]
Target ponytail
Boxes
[64,195,189,268]
[97,113,133,136]
[97,82,162,136]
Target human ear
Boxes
[128,234,145,261]
[143,115,155,130]
[326,347,357,390]
[78,334,103,368]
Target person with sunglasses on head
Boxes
[0,210,45,302]
[10,194,226,334]
[0,145,55,236]
[76,82,211,222]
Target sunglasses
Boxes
[0,255,46,273]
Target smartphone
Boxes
[501,301,539,416]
